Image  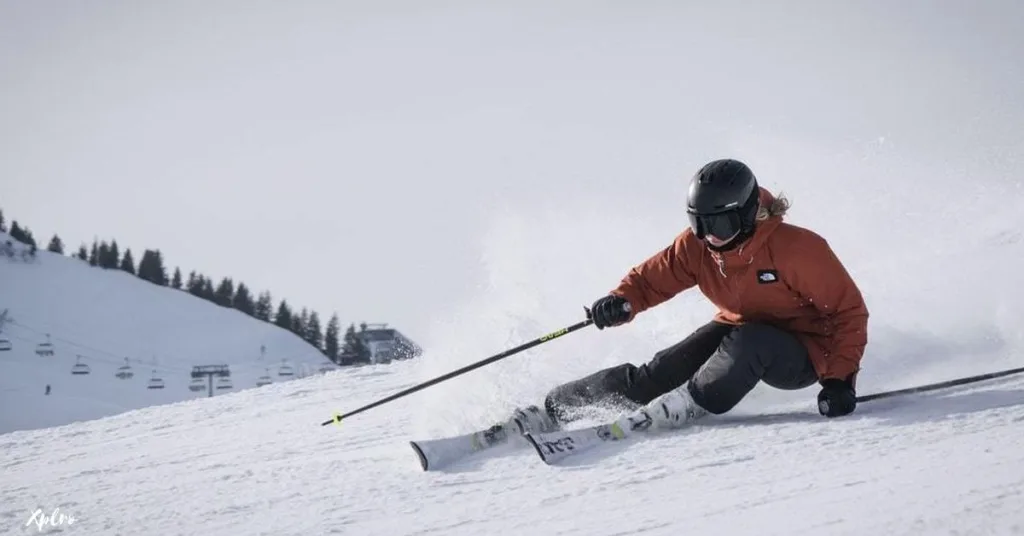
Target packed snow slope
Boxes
[3,341,1024,535]
[0,236,335,434]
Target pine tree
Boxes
[324,313,341,362]
[9,221,24,243]
[137,249,169,285]
[291,308,309,337]
[325,317,342,362]
[171,267,183,289]
[254,291,273,322]
[76,244,88,261]
[305,311,324,350]
[153,250,168,285]
[8,221,36,246]
[97,241,112,268]
[274,300,293,330]
[340,323,369,364]
[89,240,99,266]
[186,271,202,296]
[214,277,234,307]
[137,249,152,280]
[108,240,120,269]
[22,226,36,247]
[232,283,255,316]
[137,249,168,284]
[47,235,65,254]
[120,249,136,274]
[0,209,5,233]
[201,277,215,301]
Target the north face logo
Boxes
[757,270,778,283]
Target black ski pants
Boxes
[544,321,819,422]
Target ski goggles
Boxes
[687,209,742,240]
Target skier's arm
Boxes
[610,231,699,319]
[784,233,869,382]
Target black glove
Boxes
[817,378,857,417]
[589,295,631,329]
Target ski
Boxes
[409,423,513,471]
[409,406,556,470]
[525,411,654,465]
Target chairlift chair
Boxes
[256,368,272,387]
[147,370,165,389]
[0,338,11,351]
[216,376,233,390]
[188,377,206,392]
[115,358,134,379]
[71,355,91,375]
[278,359,294,377]
[36,334,55,357]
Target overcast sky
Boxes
[2,1,1021,344]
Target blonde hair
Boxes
[755,193,791,221]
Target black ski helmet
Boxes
[686,159,760,244]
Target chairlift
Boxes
[256,368,272,387]
[71,355,91,375]
[115,358,134,379]
[278,359,294,377]
[36,334,55,357]
[188,377,206,392]
[318,362,336,374]
[147,370,165,389]
[0,337,11,351]
[216,376,233,390]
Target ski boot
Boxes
[508,404,560,436]
[613,385,708,437]
[647,385,708,428]
[469,404,559,449]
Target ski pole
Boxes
[857,365,1024,403]
[321,314,594,426]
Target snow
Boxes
[3,359,1024,535]
[4,4,1024,536]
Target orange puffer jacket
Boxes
[610,188,869,383]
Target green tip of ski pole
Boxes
[333,413,343,426]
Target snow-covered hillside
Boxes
[0,236,335,434]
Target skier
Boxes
[511,158,869,436]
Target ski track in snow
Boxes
[3,362,1024,536]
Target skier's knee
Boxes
[724,323,782,363]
